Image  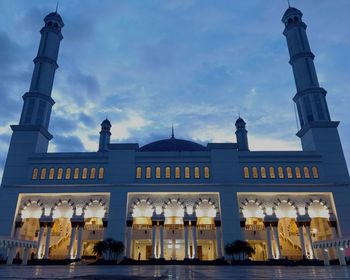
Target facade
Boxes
[0,6,349,264]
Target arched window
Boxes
[32,168,38,180]
[136,167,142,179]
[156,167,161,179]
[286,167,293,179]
[295,167,301,179]
[98,167,105,179]
[278,167,284,179]
[74,168,80,180]
[294,16,299,22]
[90,167,96,179]
[204,167,210,179]
[49,168,55,180]
[40,168,47,180]
[175,167,180,178]
[146,167,151,179]
[243,167,250,178]
[65,168,71,180]
[288,18,293,24]
[252,167,258,178]
[303,167,310,178]
[261,167,267,179]
[165,167,171,178]
[312,166,319,179]
[57,168,63,180]
[185,167,190,178]
[269,167,275,179]
[82,168,88,179]
[194,167,200,179]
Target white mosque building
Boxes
[0,6,349,265]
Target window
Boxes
[304,167,310,179]
[156,167,161,179]
[304,96,314,122]
[136,167,142,179]
[269,167,275,179]
[57,168,63,180]
[74,168,79,180]
[98,167,105,179]
[295,167,301,179]
[193,167,199,179]
[175,167,180,179]
[278,167,284,179]
[314,95,325,120]
[261,167,267,179]
[40,168,46,180]
[204,167,210,179]
[65,168,71,180]
[286,167,293,179]
[90,167,96,179]
[165,167,171,178]
[252,167,258,178]
[146,167,151,179]
[297,102,304,127]
[244,167,250,178]
[82,168,88,179]
[312,166,319,179]
[185,167,190,178]
[48,168,54,180]
[32,168,38,180]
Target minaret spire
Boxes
[171,124,175,139]
[55,1,59,13]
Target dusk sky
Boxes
[0,0,349,180]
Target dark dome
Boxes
[282,7,302,22]
[235,117,246,126]
[101,118,111,127]
[139,137,206,152]
[44,12,64,27]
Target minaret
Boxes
[282,6,349,181]
[99,119,112,151]
[235,117,249,151]
[2,11,64,185]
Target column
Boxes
[272,224,281,259]
[36,223,45,259]
[159,222,164,259]
[14,221,23,239]
[6,245,17,265]
[305,225,314,259]
[22,247,29,265]
[337,247,346,266]
[215,220,223,259]
[264,223,273,260]
[323,249,330,266]
[76,223,84,260]
[191,221,198,259]
[184,221,189,259]
[125,220,133,259]
[151,221,157,259]
[297,223,307,258]
[171,239,176,260]
[67,224,77,259]
[44,223,52,259]
[240,219,246,240]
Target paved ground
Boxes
[0,265,349,279]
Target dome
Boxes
[101,118,111,127]
[44,12,64,27]
[235,117,246,126]
[282,7,302,22]
[139,137,206,152]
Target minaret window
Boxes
[194,167,200,179]
[278,167,284,179]
[252,167,258,178]
[286,167,293,179]
[156,167,161,179]
[165,167,171,178]
[314,95,326,120]
[98,167,105,179]
[185,167,190,178]
[269,167,276,179]
[40,168,46,180]
[57,168,63,180]
[243,166,250,178]
[312,167,319,179]
[32,168,39,180]
[295,167,301,178]
[204,167,210,179]
[304,96,314,122]
[24,99,35,124]
[90,168,96,179]
[74,168,79,180]
[303,167,310,178]
[175,167,180,179]
[146,167,151,179]
[261,167,267,179]
[136,167,142,179]
[65,168,71,180]
[48,168,55,180]
[82,168,88,180]
[296,102,304,127]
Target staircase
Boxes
[49,233,71,259]
[279,232,302,260]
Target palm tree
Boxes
[225,240,255,261]
[93,240,108,259]
[103,238,125,260]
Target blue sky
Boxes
[0,0,350,179]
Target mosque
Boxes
[0,5,349,265]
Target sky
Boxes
[0,0,349,180]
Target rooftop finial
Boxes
[171,124,175,139]
[55,1,59,13]
[287,0,291,8]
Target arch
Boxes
[83,198,108,218]
[306,199,330,218]
[244,167,250,178]
[52,199,75,219]
[194,198,217,218]
[163,198,185,218]
[20,200,45,219]
[294,16,299,22]
[274,199,297,218]
[240,199,265,218]
[288,18,293,24]
[130,199,154,218]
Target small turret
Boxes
[99,118,111,151]
[235,117,249,151]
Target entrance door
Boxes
[146,246,152,260]
[197,246,203,260]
